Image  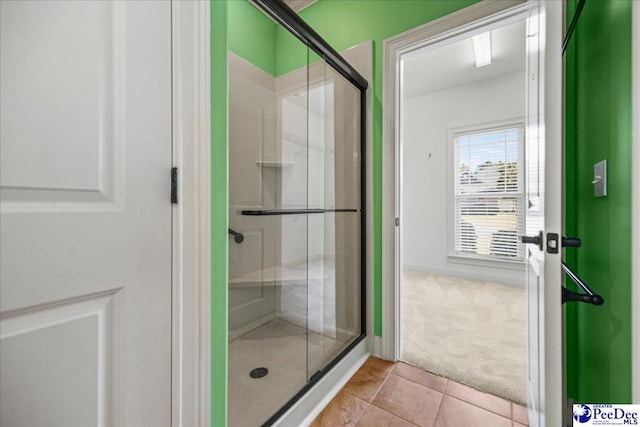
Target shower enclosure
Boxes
[227,1,367,425]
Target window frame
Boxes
[446,119,526,268]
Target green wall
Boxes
[227,0,278,76]
[293,0,481,336]
[211,1,228,426]
[565,0,633,403]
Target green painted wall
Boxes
[565,0,633,403]
[227,0,277,75]
[293,0,481,336]
[211,1,228,426]
[564,0,580,401]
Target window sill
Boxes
[447,253,525,271]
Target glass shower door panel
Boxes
[322,67,362,366]
[306,61,329,379]
[228,56,278,338]
[306,62,362,379]
[278,85,310,340]
[226,3,310,423]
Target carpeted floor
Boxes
[401,271,527,405]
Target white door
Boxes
[522,1,564,426]
[0,1,172,426]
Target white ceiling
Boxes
[284,0,318,13]
[402,20,526,99]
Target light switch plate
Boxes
[593,159,607,197]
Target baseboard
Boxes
[403,263,525,288]
[272,339,369,427]
[373,335,383,358]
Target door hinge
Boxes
[395,217,400,227]
[171,167,178,204]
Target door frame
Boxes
[633,0,640,404]
[171,1,211,425]
[380,0,527,361]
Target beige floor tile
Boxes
[371,374,443,427]
[362,356,396,377]
[343,366,389,402]
[393,363,447,393]
[356,404,417,426]
[445,380,512,418]
[311,390,369,427]
[512,403,528,425]
[434,396,511,427]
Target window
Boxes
[453,125,524,261]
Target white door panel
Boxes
[524,1,563,426]
[0,1,172,426]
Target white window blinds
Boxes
[453,125,524,261]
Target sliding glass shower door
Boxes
[227,2,365,425]
[303,61,362,380]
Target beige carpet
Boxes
[401,271,527,405]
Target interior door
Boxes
[522,1,564,426]
[0,1,172,425]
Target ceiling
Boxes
[402,20,526,99]
[284,0,318,12]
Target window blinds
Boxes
[454,126,524,260]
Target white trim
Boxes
[284,0,319,13]
[272,340,369,427]
[171,1,211,426]
[382,0,527,362]
[373,335,383,358]
[632,0,640,405]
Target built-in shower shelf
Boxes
[256,161,295,168]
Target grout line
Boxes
[367,362,395,402]
[443,380,523,420]
[368,365,439,426]
[432,388,446,425]
[391,367,449,394]
[445,395,512,423]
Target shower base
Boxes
[228,318,349,426]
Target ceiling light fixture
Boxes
[472,32,492,68]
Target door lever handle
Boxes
[520,231,543,250]
[562,237,581,247]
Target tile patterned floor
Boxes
[312,357,528,427]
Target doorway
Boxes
[397,12,528,405]
[382,1,566,425]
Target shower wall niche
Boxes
[227,1,366,426]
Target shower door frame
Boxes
[249,0,368,425]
